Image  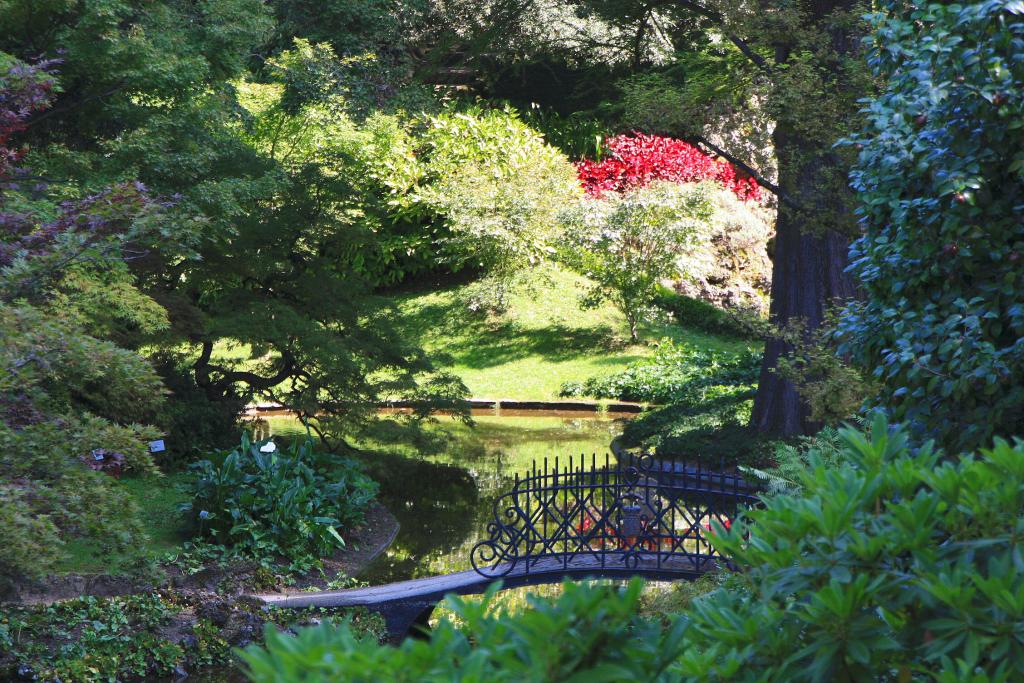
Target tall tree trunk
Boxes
[751,127,858,436]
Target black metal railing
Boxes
[470,453,759,579]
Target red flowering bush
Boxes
[577,133,761,202]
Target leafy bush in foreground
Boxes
[241,419,1024,682]
[241,579,686,683]
[182,435,378,571]
[675,417,1024,681]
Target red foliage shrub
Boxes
[577,133,762,202]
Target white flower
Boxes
[259,441,277,453]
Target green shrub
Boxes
[181,435,378,571]
[415,106,583,304]
[240,579,689,682]
[560,339,760,404]
[0,593,185,683]
[674,417,1024,681]
[618,396,770,469]
[568,338,766,467]
[742,425,847,496]
[152,354,249,470]
[0,420,149,590]
[558,181,714,341]
[671,184,773,315]
[652,287,763,340]
[519,105,611,159]
[838,0,1024,451]
[775,314,875,426]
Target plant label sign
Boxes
[149,439,166,453]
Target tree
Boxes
[414,106,583,310]
[559,181,712,341]
[179,70,468,448]
[0,54,167,587]
[1,5,468,449]
[650,0,867,436]
[838,0,1024,451]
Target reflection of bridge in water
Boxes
[248,454,760,641]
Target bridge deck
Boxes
[250,553,710,610]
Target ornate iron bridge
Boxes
[249,453,760,641]
[471,453,760,581]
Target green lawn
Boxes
[205,265,752,402]
[389,266,752,400]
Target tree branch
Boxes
[193,341,296,394]
[694,135,802,209]
[670,0,770,71]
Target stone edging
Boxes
[246,398,652,415]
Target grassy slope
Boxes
[390,266,751,400]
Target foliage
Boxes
[741,425,846,496]
[0,593,186,683]
[182,435,379,571]
[653,287,763,339]
[3,9,465,450]
[674,417,1024,681]
[615,50,775,182]
[152,354,250,470]
[414,106,583,298]
[558,181,714,340]
[576,133,762,201]
[838,0,1024,451]
[618,396,768,469]
[177,62,469,446]
[638,572,731,624]
[583,337,765,468]
[560,339,759,405]
[0,420,154,589]
[519,105,612,159]
[263,0,427,75]
[0,0,270,146]
[240,579,689,682]
[264,37,434,121]
[0,592,385,683]
[775,316,875,426]
[671,185,773,314]
[0,54,169,587]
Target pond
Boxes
[265,409,633,585]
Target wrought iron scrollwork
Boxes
[470,452,759,580]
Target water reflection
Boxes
[264,414,629,584]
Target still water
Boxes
[265,410,631,584]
